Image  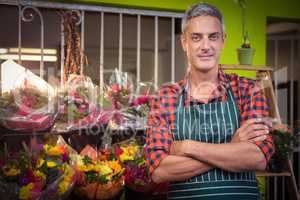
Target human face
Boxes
[181,15,225,72]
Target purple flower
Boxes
[20,170,35,186]
[62,152,69,162]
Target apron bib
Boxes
[168,86,259,200]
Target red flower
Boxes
[114,146,123,157]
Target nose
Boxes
[200,38,210,52]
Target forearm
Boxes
[185,141,266,172]
[151,155,213,183]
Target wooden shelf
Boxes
[221,64,273,71]
[256,171,291,177]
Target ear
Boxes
[181,33,187,52]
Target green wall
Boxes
[54,0,300,77]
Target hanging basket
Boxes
[237,47,255,65]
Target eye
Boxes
[191,33,202,42]
[208,33,221,41]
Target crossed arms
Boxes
[150,119,272,183]
[145,83,275,184]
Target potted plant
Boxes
[268,124,299,172]
[234,0,255,65]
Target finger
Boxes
[242,123,269,136]
[238,119,257,132]
[248,130,269,140]
[240,129,269,141]
[243,118,272,128]
[256,117,275,130]
[248,124,270,132]
[249,135,267,142]
[236,120,269,139]
[245,118,262,125]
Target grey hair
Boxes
[181,3,225,33]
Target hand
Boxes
[170,140,192,156]
[231,118,270,143]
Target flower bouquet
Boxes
[114,81,153,130]
[55,74,99,132]
[98,69,134,129]
[0,136,76,200]
[104,69,133,110]
[75,145,124,200]
[268,123,299,172]
[114,140,154,193]
[123,95,151,129]
[0,60,57,132]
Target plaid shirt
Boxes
[145,69,275,174]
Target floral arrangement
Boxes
[271,124,299,159]
[105,83,131,109]
[114,140,153,193]
[101,75,152,130]
[128,96,150,118]
[55,74,99,132]
[0,83,57,132]
[75,145,124,199]
[104,69,133,110]
[0,60,57,132]
[111,91,151,130]
[0,136,76,200]
[97,69,134,130]
[269,123,299,172]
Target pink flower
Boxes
[98,110,114,125]
[115,146,123,157]
[130,96,149,106]
[70,90,81,99]
[22,96,37,108]
[78,104,88,113]
[111,84,121,94]
[17,105,31,116]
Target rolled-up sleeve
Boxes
[145,93,173,174]
[240,80,275,162]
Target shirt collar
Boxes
[180,67,230,106]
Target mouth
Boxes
[198,54,214,61]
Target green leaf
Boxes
[82,155,93,165]
[98,174,108,184]
[85,171,98,183]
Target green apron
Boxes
[168,86,259,200]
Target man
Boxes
[145,3,274,200]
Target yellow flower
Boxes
[47,161,57,168]
[36,158,45,168]
[78,164,95,172]
[34,170,46,181]
[58,166,75,195]
[119,153,134,162]
[98,162,113,176]
[119,145,139,162]
[106,160,123,180]
[58,180,70,195]
[44,144,64,156]
[19,183,34,200]
[3,166,21,177]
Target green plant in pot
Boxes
[234,0,255,65]
[269,124,299,172]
